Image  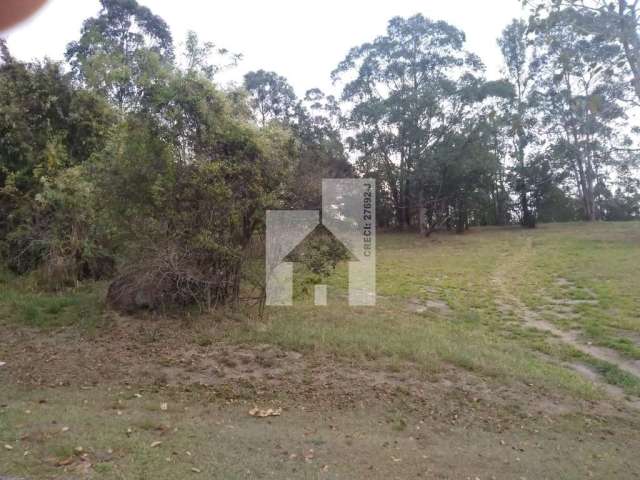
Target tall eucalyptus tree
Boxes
[332,14,487,230]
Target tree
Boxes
[287,88,353,209]
[423,114,504,233]
[499,20,539,228]
[183,30,241,80]
[243,70,297,126]
[530,9,628,220]
[94,67,294,311]
[242,70,351,209]
[526,0,640,104]
[65,0,174,111]
[0,42,115,275]
[333,14,507,232]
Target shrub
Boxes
[107,245,241,313]
[3,166,116,288]
[93,75,292,312]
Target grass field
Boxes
[2,222,640,478]
[233,222,640,397]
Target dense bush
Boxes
[0,46,115,283]
[88,73,293,311]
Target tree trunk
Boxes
[515,117,535,228]
[564,73,596,222]
[520,189,535,228]
[403,178,411,229]
[456,196,466,234]
[398,167,408,230]
[418,190,426,235]
[494,184,505,226]
[572,139,596,221]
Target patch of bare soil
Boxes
[406,297,452,315]
[404,286,454,315]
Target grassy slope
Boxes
[229,222,640,397]
[2,222,640,396]
[2,222,640,478]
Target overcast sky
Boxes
[3,0,524,96]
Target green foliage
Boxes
[243,73,353,209]
[0,51,116,280]
[65,0,174,110]
[244,70,297,126]
[527,0,640,104]
[0,57,114,196]
[287,228,350,277]
[525,1,636,222]
[183,30,241,80]
[333,14,508,232]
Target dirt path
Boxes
[491,235,640,398]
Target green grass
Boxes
[222,222,640,399]
[0,270,106,329]
[227,304,598,398]
[2,222,640,398]
[506,223,640,356]
[586,359,640,396]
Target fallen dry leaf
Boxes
[249,407,282,418]
[56,456,74,467]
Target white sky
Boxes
[2,0,524,97]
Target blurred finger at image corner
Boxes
[0,0,48,31]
